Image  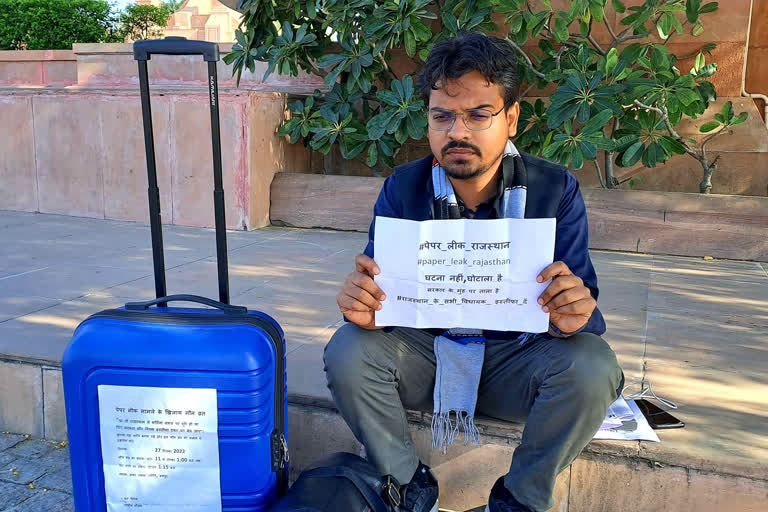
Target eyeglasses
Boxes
[428,106,506,131]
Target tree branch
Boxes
[376,53,398,84]
[700,125,729,152]
[633,99,701,160]
[608,13,664,51]
[586,20,606,56]
[506,39,546,79]
[603,16,617,41]
[521,83,537,98]
[593,153,607,188]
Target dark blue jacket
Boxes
[362,152,606,338]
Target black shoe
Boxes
[399,462,438,512]
[485,477,533,512]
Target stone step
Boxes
[1,360,766,512]
[270,173,768,261]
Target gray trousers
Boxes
[323,324,623,512]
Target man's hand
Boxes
[337,254,387,330]
[537,261,596,337]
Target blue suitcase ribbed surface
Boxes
[62,305,288,511]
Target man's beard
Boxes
[442,160,489,180]
[439,142,505,181]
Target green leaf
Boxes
[406,114,422,140]
[394,124,408,144]
[367,110,395,140]
[612,0,626,13]
[377,90,400,106]
[619,43,645,65]
[657,14,674,39]
[676,88,699,106]
[730,112,748,125]
[658,136,687,155]
[307,0,316,19]
[577,101,591,123]
[568,0,582,22]
[650,46,669,70]
[686,0,701,23]
[696,63,717,78]
[402,75,414,101]
[605,48,618,76]
[641,142,659,167]
[277,118,299,137]
[621,141,645,166]
[542,139,568,159]
[693,52,705,72]
[510,13,524,34]
[579,140,597,160]
[721,100,733,120]
[692,22,704,36]
[571,148,584,170]
[281,21,293,43]
[404,30,416,57]
[699,121,720,133]
[699,2,718,14]
[295,24,307,44]
[317,53,347,68]
[581,109,613,136]
[580,20,590,38]
[378,137,394,157]
[554,16,569,42]
[366,142,378,167]
[235,29,246,48]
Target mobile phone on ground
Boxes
[634,398,685,429]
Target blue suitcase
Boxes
[63,38,288,512]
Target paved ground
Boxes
[0,210,766,510]
[0,435,72,511]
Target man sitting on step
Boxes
[323,32,624,512]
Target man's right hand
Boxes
[337,254,386,330]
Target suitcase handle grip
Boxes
[125,294,247,314]
[133,37,219,62]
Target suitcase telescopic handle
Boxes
[125,294,247,314]
[134,38,230,306]
[133,37,219,62]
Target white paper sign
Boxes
[374,217,555,332]
[98,385,222,512]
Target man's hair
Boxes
[418,32,520,109]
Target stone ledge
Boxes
[0,50,75,62]
[288,394,768,483]
[270,173,768,261]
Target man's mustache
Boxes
[442,141,482,157]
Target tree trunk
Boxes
[604,151,619,189]
[699,163,715,194]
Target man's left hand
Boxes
[537,261,596,337]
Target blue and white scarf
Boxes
[430,139,536,450]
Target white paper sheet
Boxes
[593,398,660,442]
[98,385,222,512]
[373,217,555,332]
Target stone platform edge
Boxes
[270,174,768,262]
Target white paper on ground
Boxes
[593,397,660,442]
[373,217,555,332]
[98,385,222,512]
[600,394,635,429]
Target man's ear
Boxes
[507,102,521,138]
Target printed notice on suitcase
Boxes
[374,217,555,332]
[98,385,222,512]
